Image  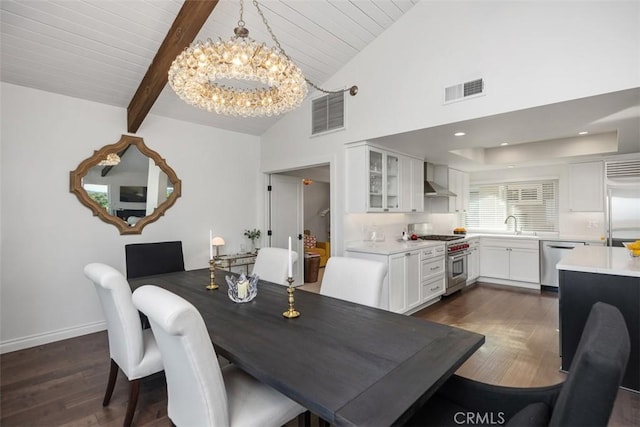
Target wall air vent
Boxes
[444,78,485,104]
[606,160,640,178]
[311,92,345,135]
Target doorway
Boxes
[267,163,331,287]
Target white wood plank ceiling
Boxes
[0,0,418,135]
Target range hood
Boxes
[424,163,457,197]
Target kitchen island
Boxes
[557,245,639,392]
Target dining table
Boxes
[129,268,485,426]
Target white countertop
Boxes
[345,240,444,255]
[557,245,640,278]
[466,233,605,244]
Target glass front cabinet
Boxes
[347,142,423,213]
[368,148,400,211]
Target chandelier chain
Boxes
[251,0,356,96]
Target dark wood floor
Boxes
[1,283,638,426]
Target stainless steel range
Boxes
[408,224,470,295]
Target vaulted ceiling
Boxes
[0,0,418,135]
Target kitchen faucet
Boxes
[504,215,520,234]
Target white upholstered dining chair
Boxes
[84,263,164,427]
[132,285,306,427]
[320,257,388,308]
[251,247,298,285]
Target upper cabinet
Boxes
[346,143,423,213]
[427,165,469,214]
[448,168,470,213]
[568,161,604,212]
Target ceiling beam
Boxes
[127,0,219,134]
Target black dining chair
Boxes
[405,301,630,427]
[125,241,185,279]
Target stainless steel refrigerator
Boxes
[606,183,640,247]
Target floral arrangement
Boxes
[244,229,261,241]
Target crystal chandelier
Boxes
[98,153,120,166]
[168,0,357,118]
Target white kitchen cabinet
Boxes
[448,168,470,213]
[480,246,510,279]
[467,238,480,285]
[345,243,443,314]
[420,246,445,302]
[426,165,469,214]
[422,275,445,302]
[389,250,421,312]
[346,142,423,213]
[568,161,604,212]
[509,248,540,283]
[409,157,425,212]
[480,237,540,285]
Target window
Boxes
[83,183,109,210]
[311,92,344,135]
[467,180,559,232]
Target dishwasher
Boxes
[540,241,586,289]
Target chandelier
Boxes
[98,153,120,166]
[168,0,357,118]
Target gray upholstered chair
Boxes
[251,247,298,285]
[320,256,388,308]
[405,301,630,426]
[125,241,185,279]
[84,263,163,427]
[132,285,306,427]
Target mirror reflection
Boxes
[70,135,181,235]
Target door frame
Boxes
[263,157,335,280]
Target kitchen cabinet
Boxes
[345,242,444,314]
[448,168,470,213]
[480,238,540,286]
[568,161,604,212]
[346,142,423,213]
[467,238,480,285]
[420,246,446,302]
[409,157,425,212]
[389,250,421,312]
[427,165,469,214]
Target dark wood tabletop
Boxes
[130,269,484,426]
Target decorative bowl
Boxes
[226,273,259,303]
[622,242,640,257]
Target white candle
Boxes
[288,236,292,277]
[209,229,213,259]
[237,280,248,299]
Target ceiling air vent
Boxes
[444,78,485,104]
[312,92,345,135]
[606,160,640,178]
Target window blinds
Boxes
[467,180,559,232]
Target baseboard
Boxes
[0,320,107,354]
[477,277,540,291]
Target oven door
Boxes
[447,251,469,294]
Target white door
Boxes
[269,174,304,284]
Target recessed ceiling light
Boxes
[508,165,515,168]
[500,142,509,146]
[579,131,589,135]
[454,132,466,137]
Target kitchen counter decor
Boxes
[623,241,640,257]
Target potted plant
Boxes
[244,229,261,253]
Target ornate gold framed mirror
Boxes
[70,134,182,235]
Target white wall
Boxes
[0,83,261,353]
[260,1,639,251]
